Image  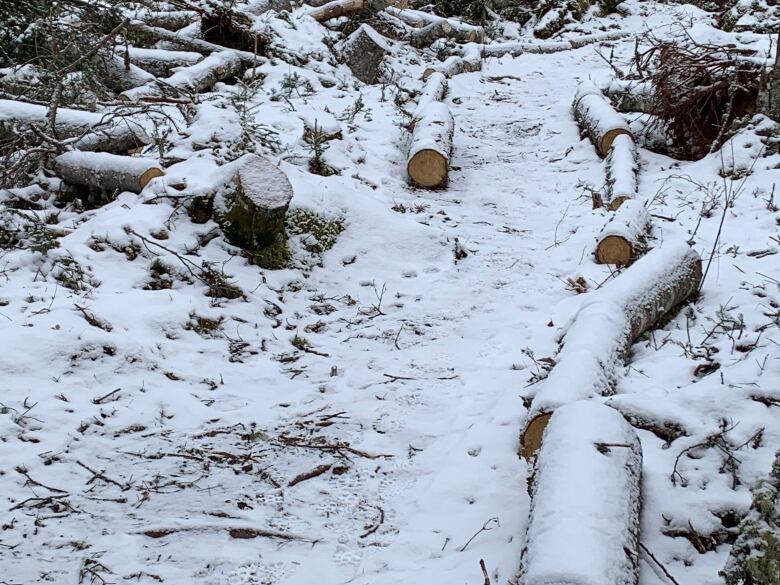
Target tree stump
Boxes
[218,155,293,251]
[337,24,390,85]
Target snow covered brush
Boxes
[520,401,642,585]
[520,240,703,459]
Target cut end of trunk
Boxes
[608,195,631,211]
[520,412,552,459]
[407,149,448,188]
[599,128,631,157]
[139,167,165,189]
[596,235,634,266]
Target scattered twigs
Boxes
[76,460,132,491]
[288,464,332,487]
[15,466,69,494]
[140,525,316,542]
[640,542,683,585]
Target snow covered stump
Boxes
[54,152,164,194]
[337,24,390,85]
[218,154,293,253]
[573,81,632,158]
[520,401,642,585]
[520,241,702,459]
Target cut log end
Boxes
[407,149,448,188]
[520,412,552,459]
[608,195,632,211]
[596,234,634,266]
[139,168,165,190]
[599,128,631,157]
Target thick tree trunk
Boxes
[54,152,164,194]
[0,99,150,153]
[407,102,454,188]
[96,53,156,93]
[595,199,650,266]
[130,10,199,30]
[520,401,642,585]
[413,72,447,119]
[520,241,702,459]
[119,51,242,101]
[117,46,203,78]
[605,133,638,210]
[308,0,388,22]
[573,80,632,157]
[386,7,486,43]
[484,31,628,59]
[216,154,293,251]
[606,395,689,445]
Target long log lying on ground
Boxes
[127,21,260,66]
[573,80,632,157]
[129,9,199,30]
[520,240,702,459]
[407,101,454,188]
[482,31,629,59]
[307,0,388,22]
[385,7,486,44]
[117,46,204,77]
[120,51,242,101]
[0,99,150,153]
[605,133,638,210]
[413,72,447,119]
[54,152,164,194]
[595,198,650,266]
[520,401,642,585]
[97,53,157,92]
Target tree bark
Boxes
[407,101,454,188]
[595,199,650,266]
[520,401,641,585]
[54,152,164,194]
[520,241,702,459]
[605,133,638,210]
[483,31,628,59]
[119,51,242,101]
[385,7,486,43]
[308,0,388,22]
[413,72,447,120]
[130,10,199,30]
[573,80,632,157]
[602,78,655,114]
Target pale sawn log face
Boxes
[407,149,448,188]
[596,234,634,266]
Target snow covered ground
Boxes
[1,2,779,584]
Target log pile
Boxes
[520,241,702,459]
[520,401,642,585]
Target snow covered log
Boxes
[605,133,638,211]
[119,51,242,101]
[533,0,592,39]
[410,21,454,49]
[117,46,203,77]
[0,100,150,153]
[130,10,199,30]
[97,53,156,92]
[54,152,164,194]
[218,154,293,251]
[413,72,447,119]
[422,43,482,80]
[385,7,486,43]
[520,401,642,585]
[308,0,388,22]
[483,31,629,59]
[337,25,390,85]
[595,199,650,266]
[520,241,702,459]
[602,78,655,114]
[407,102,454,188]
[573,81,632,157]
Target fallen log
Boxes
[520,400,642,585]
[520,240,702,459]
[413,72,447,120]
[407,101,454,188]
[308,0,388,22]
[606,395,689,445]
[573,80,632,157]
[119,51,242,101]
[385,7,486,44]
[594,199,650,266]
[605,133,638,210]
[483,31,629,59]
[422,43,482,79]
[602,78,655,114]
[97,53,156,92]
[0,99,150,153]
[216,154,293,250]
[117,46,203,77]
[130,9,199,30]
[54,152,164,194]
